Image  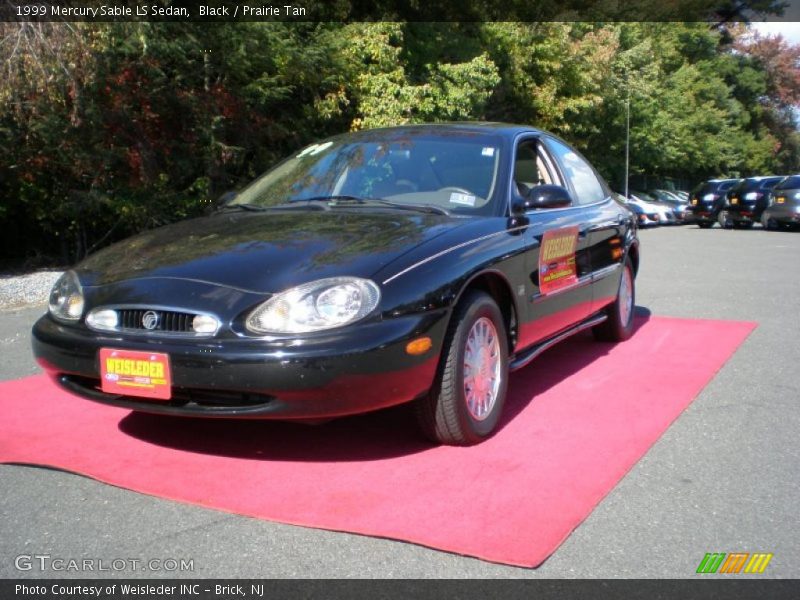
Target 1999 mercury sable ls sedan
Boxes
[32,123,639,445]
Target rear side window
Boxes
[775,175,800,190]
[718,180,738,191]
[544,137,606,205]
[776,176,800,190]
[760,178,783,190]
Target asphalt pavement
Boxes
[1,225,798,578]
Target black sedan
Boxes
[32,123,640,445]
[761,175,800,230]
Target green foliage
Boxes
[0,21,798,266]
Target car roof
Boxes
[344,122,544,138]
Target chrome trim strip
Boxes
[84,276,268,296]
[382,224,530,285]
[592,262,622,282]
[587,220,621,232]
[85,304,222,338]
[509,313,608,372]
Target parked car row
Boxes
[688,175,800,230]
[616,189,691,227]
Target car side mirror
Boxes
[524,184,572,210]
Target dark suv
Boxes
[761,175,800,230]
[726,176,785,229]
[689,179,741,228]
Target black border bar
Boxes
[0,0,794,23]
[2,579,799,600]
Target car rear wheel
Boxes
[593,257,635,342]
[698,222,713,229]
[415,290,509,446]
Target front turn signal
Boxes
[406,337,433,355]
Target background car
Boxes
[616,193,660,227]
[629,192,676,225]
[673,190,690,202]
[761,175,800,230]
[689,178,741,228]
[32,123,640,446]
[726,176,786,229]
[646,189,692,223]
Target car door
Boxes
[513,136,595,349]
[541,135,627,313]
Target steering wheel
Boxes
[395,179,419,193]
[437,186,473,195]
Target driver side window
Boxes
[514,140,560,197]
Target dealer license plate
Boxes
[776,196,785,204]
[100,348,172,400]
[691,199,697,205]
[731,197,738,205]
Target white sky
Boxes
[749,21,800,45]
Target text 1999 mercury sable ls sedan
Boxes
[32,123,639,445]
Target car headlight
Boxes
[48,271,84,322]
[245,277,381,334]
[703,193,715,201]
[745,192,758,200]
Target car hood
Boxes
[78,210,466,293]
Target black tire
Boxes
[593,257,635,342]
[415,290,509,446]
[698,222,713,229]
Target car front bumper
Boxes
[31,310,447,419]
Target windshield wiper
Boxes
[218,202,331,212]
[216,203,269,213]
[302,195,450,216]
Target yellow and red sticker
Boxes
[100,348,172,400]
[539,226,579,295]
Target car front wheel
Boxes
[415,290,509,446]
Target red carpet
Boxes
[0,316,754,567]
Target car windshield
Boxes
[232,131,504,215]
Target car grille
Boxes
[117,308,195,333]
[61,375,275,409]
